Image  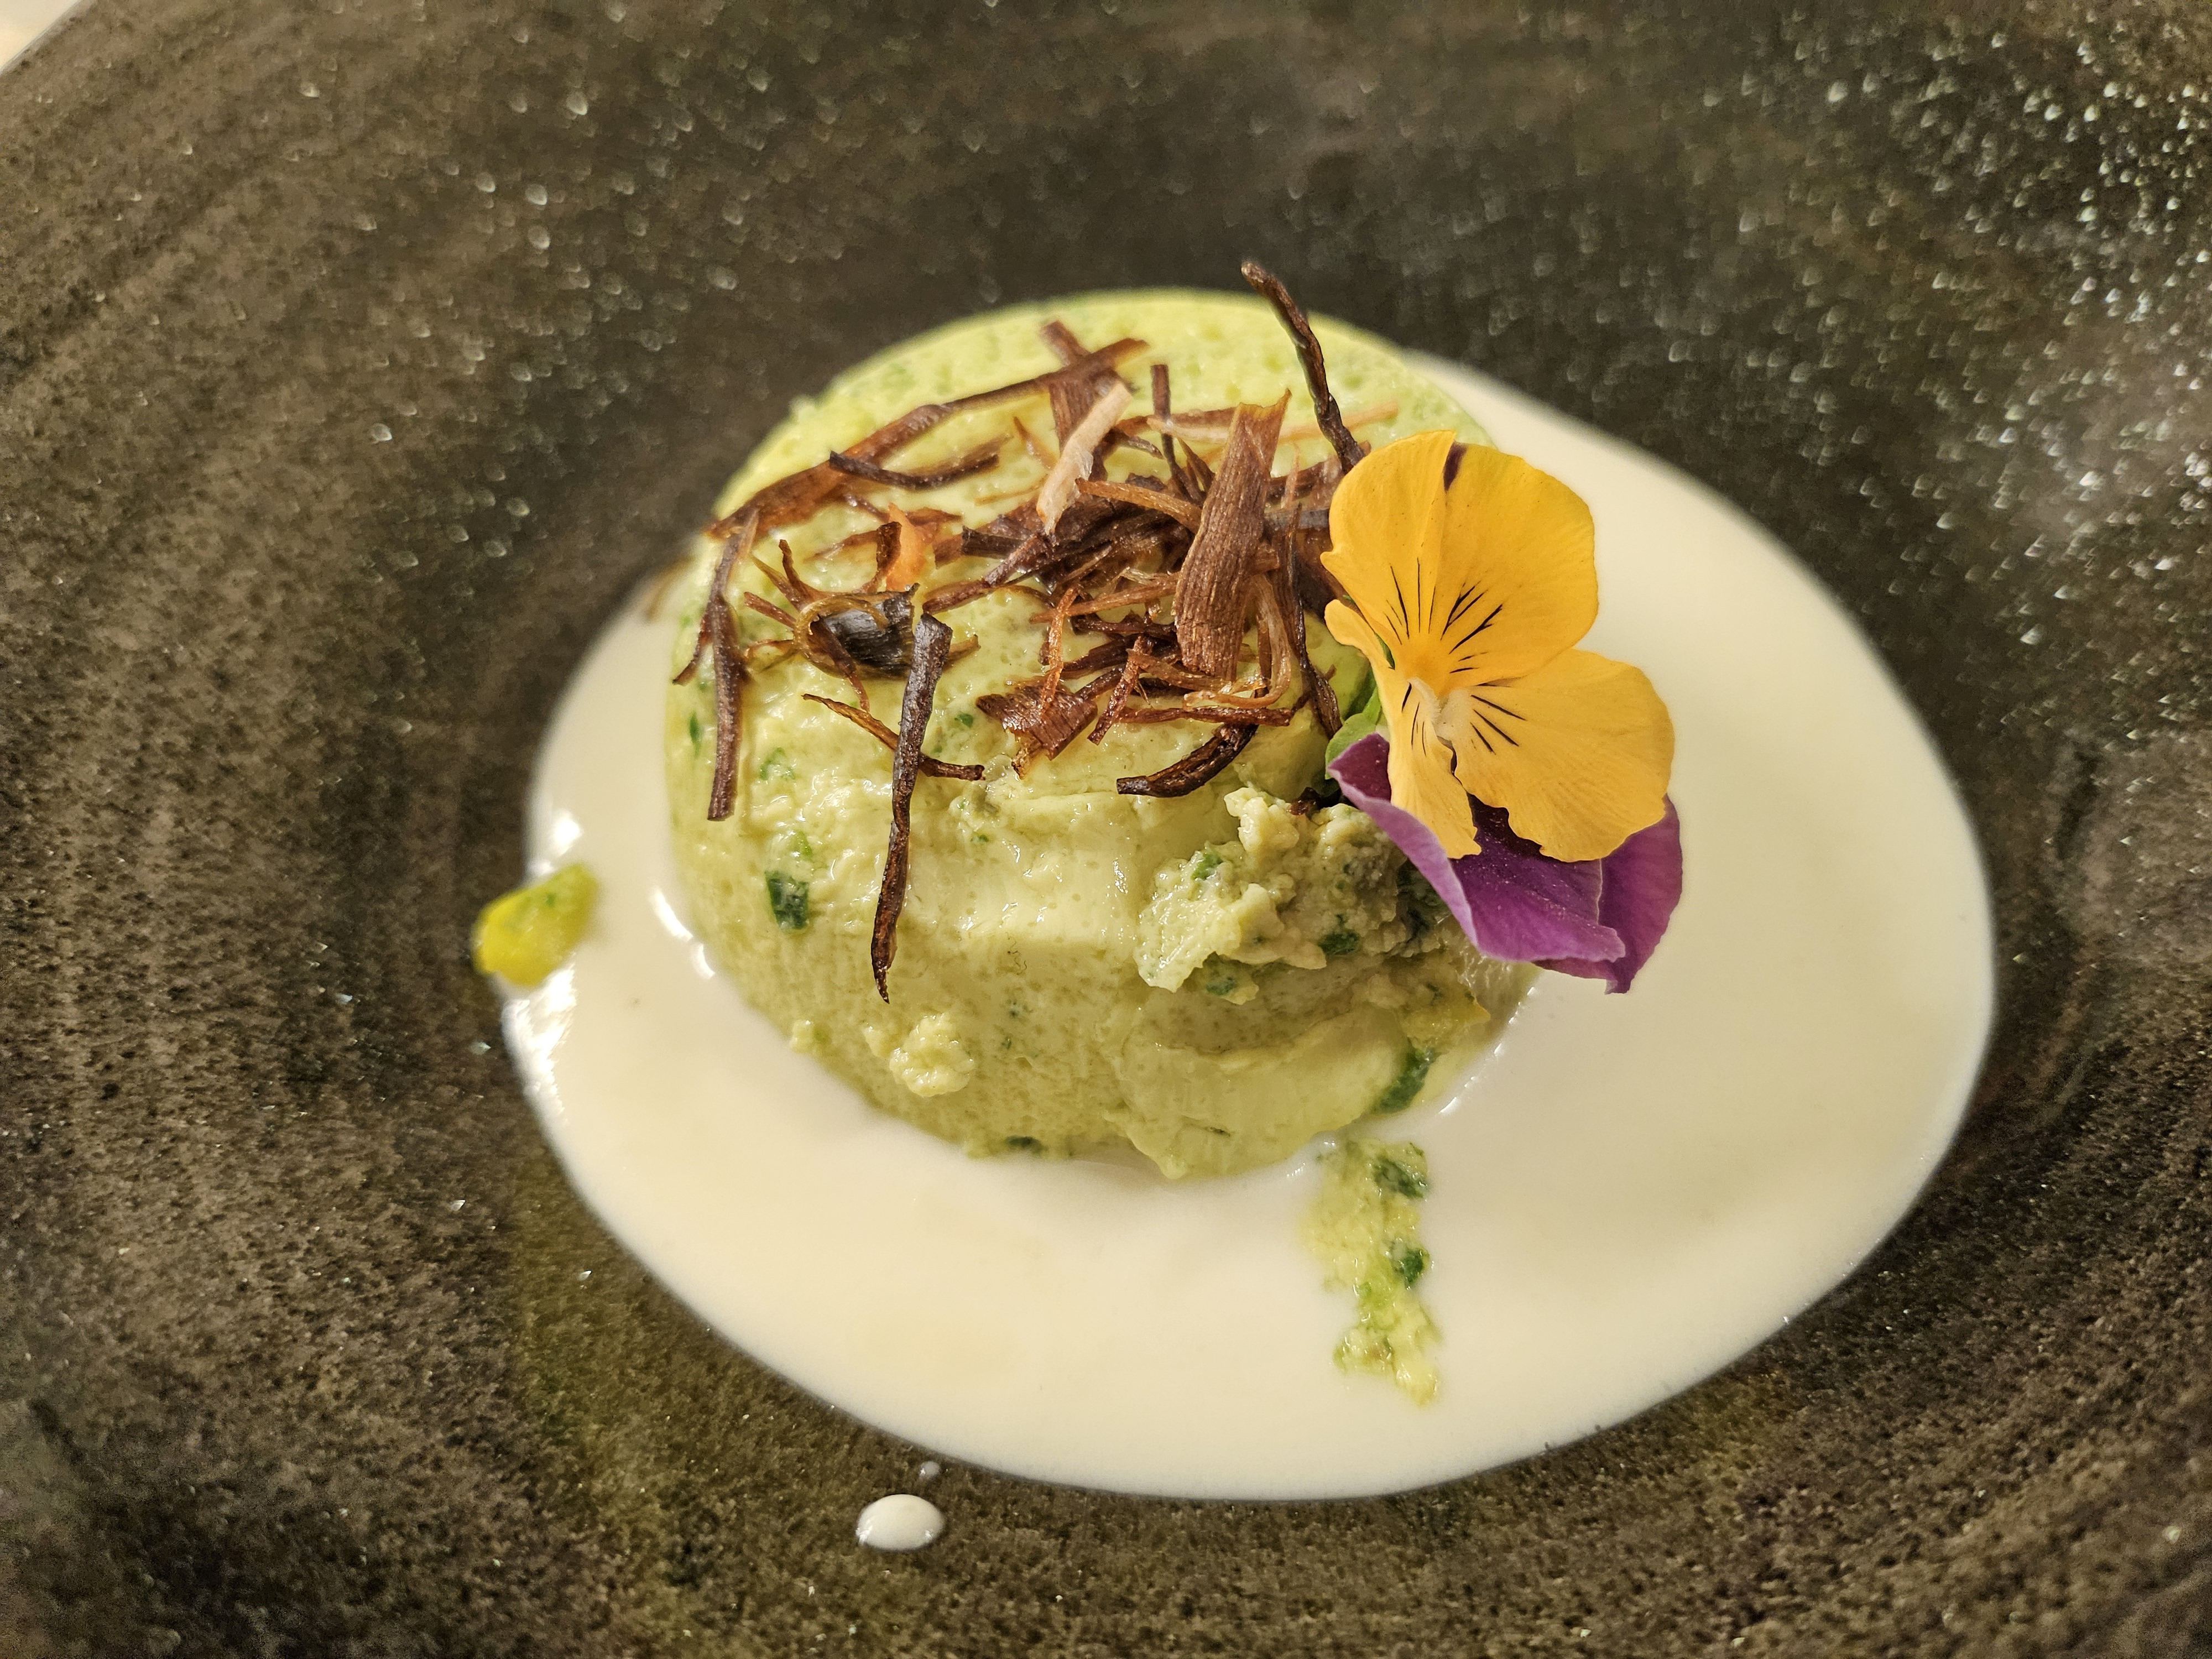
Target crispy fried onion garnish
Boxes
[870,605,960,999]
[679,269,1371,967]
[1173,393,1288,681]
[1036,379,1134,533]
[1115,723,1256,797]
[802,693,983,782]
[672,506,763,822]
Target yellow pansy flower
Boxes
[1321,431,1673,862]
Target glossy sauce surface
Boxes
[502,358,1994,1499]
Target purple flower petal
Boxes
[1536,801,1682,993]
[1329,735,1622,966]
[1328,734,1683,993]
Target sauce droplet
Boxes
[854,1494,945,1552]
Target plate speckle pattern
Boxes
[2,2,2208,1653]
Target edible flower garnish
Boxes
[1329,734,1680,992]
[1320,431,1673,863]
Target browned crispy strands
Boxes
[703,602,749,820]
[1250,568,1292,695]
[871,605,957,998]
[808,595,914,676]
[1280,399,1395,448]
[1039,318,1089,366]
[669,513,769,824]
[1048,375,1091,451]
[1266,453,1341,505]
[1133,657,1217,692]
[742,590,802,633]
[1040,320,1114,453]
[675,506,759,686]
[754,540,823,607]
[719,465,846,536]
[1161,406,1238,436]
[828,440,1004,492]
[706,341,1146,541]
[1062,637,1133,677]
[1114,723,1255,797]
[1240,260,1366,476]
[1087,640,1152,745]
[1099,526,1182,578]
[864,520,901,585]
[1104,419,1164,461]
[979,530,1050,590]
[1037,379,1134,532]
[1036,581,1081,708]
[1199,681,1282,715]
[1037,497,1136,566]
[1074,477,1203,529]
[959,514,1035,559]
[1173,393,1288,681]
[1150,363,1198,502]
[1079,613,1177,641]
[920,578,997,616]
[813,525,886,562]
[977,682,1100,771]
[802,693,985,781]
[1035,537,1144,624]
[1157,404,1396,468]
[1181,444,1215,497]
[742,545,927,688]
[982,336,1148,404]
[1011,415,1051,470]
[993,334,1148,463]
[1275,518,1342,733]
[1047,571,1178,620]
[1117,705,1296,727]
[688,273,1364,854]
[671,508,764,822]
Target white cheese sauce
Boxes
[854,1494,947,1552]
[503,357,1994,1500]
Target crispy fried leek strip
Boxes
[671,508,763,822]
[1173,394,1288,682]
[1114,723,1255,797]
[1241,259,1365,476]
[872,604,957,999]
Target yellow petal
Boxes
[1323,596,1390,674]
[1325,432,1597,695]
[1328,600,1480,858]
[1388,678,1482,858]
[1433,444,1597,684]
[1322,429,1453,661]
[1439,649,1673,862]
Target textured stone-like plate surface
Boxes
[2,2,2208,1654]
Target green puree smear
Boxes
[1302,1139,1440,1404]
[472,864,598,988]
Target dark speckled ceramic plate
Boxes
[5,2,2210,1653]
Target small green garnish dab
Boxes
[471,864,598,988]
[1301,1139,1440,1404]
[1371,1045,1435,1114]
[765,871,810,932]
